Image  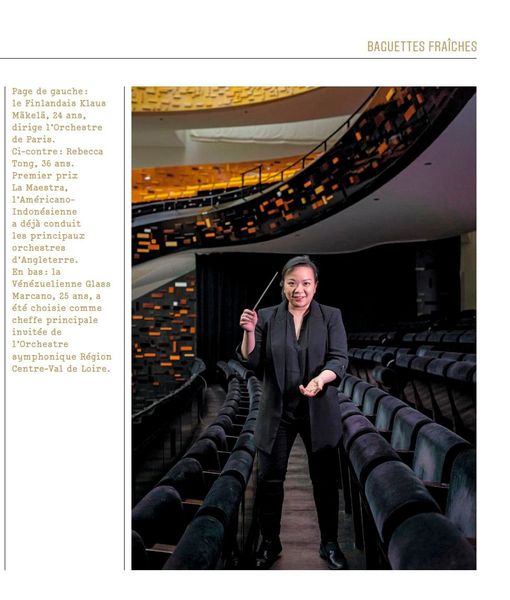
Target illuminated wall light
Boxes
[404,105,416,121]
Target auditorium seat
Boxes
[223,398,240,412]
[372,365,397,391]
[196,474,245,529]
[443,330,464,345]
[211,413,234,434]
[416,348,443,359]
[184,438,222,472]
[132,485,185,547]
[163,515,225,569]
[241,415,257,434]
[157,457,206,499]
[345,428,402,550]
[404,356,434,417]
[459,330,475,346]
[364,460,440,549]
[402,333,416,345]
[427,330,447,343]
[342,414,377,454]
[339,400,363,422]
[374,395,407,440]
[198,424,228,451]
[219,407,238,427]
[390,407,432,466]
[415,357,455,427]
[340,374,363,397]
[444,448,476,542]
[232,431,256,456]
[351,381,373,407]
[220,449,254,490]
[361,387,388,422]
[395,347,413,358]
[349,432,401,488]
[444,361,476,441]
[412,422,472,509]
[441,351,465,361]
[387,512,476,569]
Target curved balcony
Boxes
[132,86,316,113]
[132,152,322,211]
[133,87,475,265]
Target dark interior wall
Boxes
[196,237,460,372]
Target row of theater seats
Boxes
[349,327,475,352]
[132,370,262,569]
[338,373,476,569]
[132,183,275,220]
[348,344,476,443]
[132,362,207,502]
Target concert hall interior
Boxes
[131,86,476,570]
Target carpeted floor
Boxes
[273,436,365,570]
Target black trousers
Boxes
[256,417,340,543]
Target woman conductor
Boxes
[238,256,349,569]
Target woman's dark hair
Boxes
[280,255,319,285]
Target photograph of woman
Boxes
[239,255,349,569]
[131,86,476,571]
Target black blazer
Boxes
[240,299,348,454]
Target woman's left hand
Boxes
[299,376,324,397]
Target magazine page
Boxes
[0,1,506,597]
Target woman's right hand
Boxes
[239,309,258,332]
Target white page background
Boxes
[0,1,508,597]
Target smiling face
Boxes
[283,265,318,311]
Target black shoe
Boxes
[255,538,282,569]
[319,541,349,570]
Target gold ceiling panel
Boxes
[132,86,316,113]
[132,152,322,203]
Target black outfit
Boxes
[239,299,348,546]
